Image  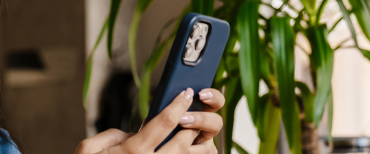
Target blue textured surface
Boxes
[0,129,21,154]
[146,13,230,150]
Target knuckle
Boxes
[220,95,226,108]
[211,145,218,154]
[106,128,121,133]
[205,141,217,154]
[179,97,190,108]
[79,138,91,149]
[216,114,223,128]
[178,140,188,152]
[160,112,177,128]
[216,92,226,109]
[214,114,224,133]
[125,145,146,154]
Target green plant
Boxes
[84,0,370,153]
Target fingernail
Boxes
[199,91,212,100]
[179,114,194,125]
[184,88,194,101]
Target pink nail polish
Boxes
[179,114,194,125]
[199,91,212,100]
[184,88,194,101]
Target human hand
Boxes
[75,88,225,154]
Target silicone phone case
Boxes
[146,12,230,150]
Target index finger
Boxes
[128,88,194,151]
[199,88,225,112]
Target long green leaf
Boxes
[329,17,343,33]
[224,78,243,154]
[271,16,302,154]
[83,18,109,107]
[237,1,260,123]
[258,101,281,154]
[306,25,334,127]
[327,89,333,147]
[296,81,314,123]
[349,0,370,41]
[336,0,370,61]
[360,49,370,60]
[190,0,214,16]
[107,0,123,59]
[137,8,189,119]
[129,0,154,87]
[256,92,272,141]
[137,17,179,119]
[347,0,370,61]
[233,141,249,154]
[336,0,358,48]
[316,0,328,25]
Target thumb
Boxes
[75,129,130,154]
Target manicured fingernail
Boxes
[184,88,194,101]
[179,114,194,125]
[199,91,212,100]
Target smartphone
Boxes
[146,13,230,150]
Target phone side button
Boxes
[160,63,173,84]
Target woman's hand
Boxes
[75,88,225,154]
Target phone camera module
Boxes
[183,22,209,63]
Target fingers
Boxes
[75,129,129,154]
[156,129,200,154]
[187,140,218,154]
[129,88,194,151]
[179,112,223,143]
[199,89,225,112]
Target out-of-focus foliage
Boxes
[85,0,370,153]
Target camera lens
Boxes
[202,26,208,34]
[190,24,201,40]
[185,44,194,58]
[195,37,206,51]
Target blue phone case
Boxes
[146,13,230,150]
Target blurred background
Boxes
[0,0,369,154]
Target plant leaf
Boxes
[256,92,272,141]
[316,0,328,25]
[258,101,281,154]
[329,17,343,33]
[349,0,370,41]
[224,78,243,154]
[107,0,123,59]
[336,0,370,61]
[336,0,358,48]
[190,0,214,16]
[347,0,370,61]
[296,81,314,123]
[129,0,155,87]
[233,141,249,154]
[360,49,370,60]
[137,17,178,119]
[83,18,109,107]
[327,89,333,147]
[306,25,334,127]
[237,1,260,123]
[270,16,302,154]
